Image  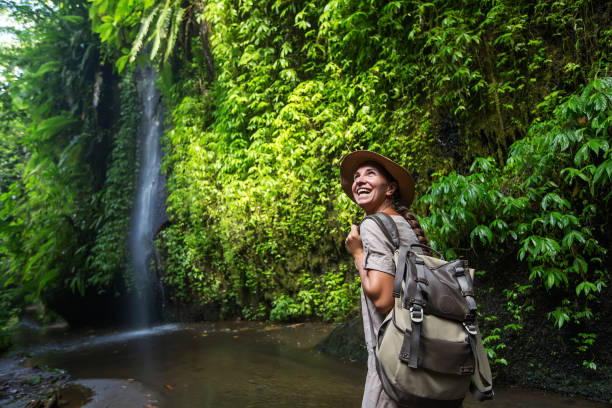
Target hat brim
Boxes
[340,150,415,208]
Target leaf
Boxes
[115,0,131,21]
[59,15,85,24]
[574,144,590,166]
[37,268,60,293]
[116,54,130,73]
[576,281,598,296]
[31,61,61,78]
[470,225,493,245]
[593,160,612,185]
[98,22,115,43]
[548,306,570,329]
[35,115,77,140]
[572,257,588,275]
[561,230,585,250]
[591,93,608,111]
[586,138,609,156]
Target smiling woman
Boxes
[351,163,397,215]
[340,151,432,408]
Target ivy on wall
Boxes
[88,74,140,290]
[146,0,611,322]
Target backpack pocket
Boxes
[377,315,472,401]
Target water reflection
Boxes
[32,323,363,407]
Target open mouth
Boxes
[356,187,371,196]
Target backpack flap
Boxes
[407,254,475,322]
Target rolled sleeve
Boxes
[360,218,395,276]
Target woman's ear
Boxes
[386,181,398,197]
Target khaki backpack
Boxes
[363,213,494,407]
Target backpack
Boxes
[362,213,494,407]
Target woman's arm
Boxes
[345,224,395,314]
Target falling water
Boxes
[129,65,167,327]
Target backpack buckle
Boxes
[410,306,424,323]
[463,322,477,335]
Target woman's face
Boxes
[351,162,396,215]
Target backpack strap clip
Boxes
[408,304,423,368]
[463,322,478,336]
[410,305,424,323]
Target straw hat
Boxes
[340,150,415,207]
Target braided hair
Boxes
[392,197,431,253]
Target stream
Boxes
[3,322,609,407]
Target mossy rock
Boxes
[315,317,367,363]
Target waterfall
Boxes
[129,65,167,327]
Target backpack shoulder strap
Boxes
[362,213,407,299]
[362,212,400,249]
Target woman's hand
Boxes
[345,224,363,256]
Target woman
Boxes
[340,151,430,408]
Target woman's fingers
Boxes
[345,224,363,254]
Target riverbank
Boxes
[0,355,161,408]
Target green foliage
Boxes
[1,0,104,300]
[269,269,360,322]
[0,35,26,347]
[420,77,612,362]
[0,287,20,352]
[145,0,612,323]
[90,0,190,72]
[88,74,140,290]
[0,0,138,323]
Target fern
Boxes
[129,3,161,63]
[149,0,173,60]
[164,5,185,63]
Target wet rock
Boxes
[0,357,69,407]
[315,317,367,362]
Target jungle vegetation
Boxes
[0,0,610,386]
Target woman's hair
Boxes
[374,162,431,251]
[392,197,431,252]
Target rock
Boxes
[43,394,57,408]
[315,317,367,362]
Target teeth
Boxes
[357,188,369,195]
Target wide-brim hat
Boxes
[340,150,415,207]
